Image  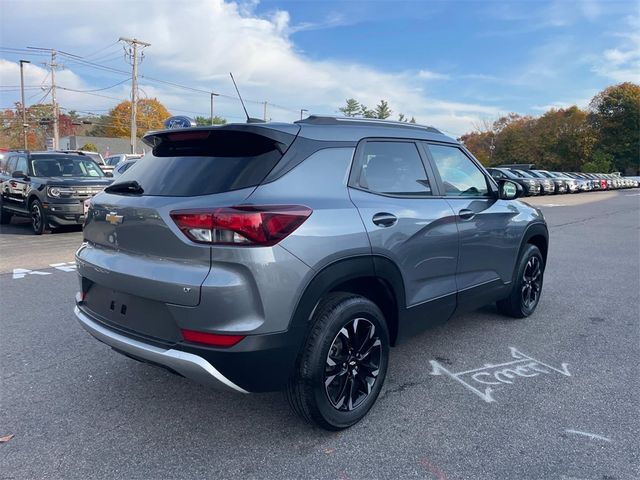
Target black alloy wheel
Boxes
[286,292,389,430]
[521,256,542,310]
[497,244,544,318]
[324,317,382,411]
[31,200,47,235]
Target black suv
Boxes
[0,151,112,234]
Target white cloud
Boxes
[592,14,640,82]
[1,0,503,135]
[417,70,450,81]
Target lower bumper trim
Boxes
[74,306,248,393]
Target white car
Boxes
[104,154,143,167]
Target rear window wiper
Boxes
[104,180,144,195]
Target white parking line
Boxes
[12,268,52,279]
[11,262,76,279]
[50,262,77,272]
[564,429,612,442]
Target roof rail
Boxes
[295,115,443,134]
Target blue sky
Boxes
[1,0,638,136]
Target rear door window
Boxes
[118,130,292,196]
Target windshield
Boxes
[82,152,103,164]
[536,171,553,178]
[31,155,105,178]
[510,169,531,178]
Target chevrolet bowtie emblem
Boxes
[105,212,124,225]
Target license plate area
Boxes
[84,284,182,343]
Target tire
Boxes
[497,244,544,318]
[30,199,48,235]
[286,292,390,430]
[0,197,12,225]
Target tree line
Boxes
[460,82,639,174]
[339,98,416,123]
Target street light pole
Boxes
[210,92,219,125]
[19,60,30,150]
[300,108,308,120]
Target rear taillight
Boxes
[181,329,245,347]
[170,205,312,246]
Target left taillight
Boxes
[170,205,312,246]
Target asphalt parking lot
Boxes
[1,190,639,480]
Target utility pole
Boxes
[19,60,30,150]
[49,51,59,150]
[263,101,268,122]
[210,92,219,125]
[119,37,150,153]
[27,47,81,151]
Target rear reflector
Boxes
[170,205,312,246]
[181,329,245,347]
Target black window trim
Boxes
[420,141,499,199]
[348,137,443,198]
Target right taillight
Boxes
[170,205,312,246]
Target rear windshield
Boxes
[117,130,289,196]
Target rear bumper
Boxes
[74,305,249,393]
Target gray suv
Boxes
[74,116,548,430]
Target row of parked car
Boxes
[0,148,638,236]
[487,165,639,196]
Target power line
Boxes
[6,45,305,122]
[58,78,131,93]
[82,41,120,60]
[57,86,124,102]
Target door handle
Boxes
[458,209,475,220]
[372,212,397,227]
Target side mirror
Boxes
[499,180,522,200]
[12,170,27,179]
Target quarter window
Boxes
[355,141,431,195]
[427,144,489,197]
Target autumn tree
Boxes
[589,82,640,173]
[533,106,595,171]
[491,114,538,166]
[0,103,76,150]
[80,142,98,152]
[106,98,171,138]
[459,130,494,165]
[87,114,112,137]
